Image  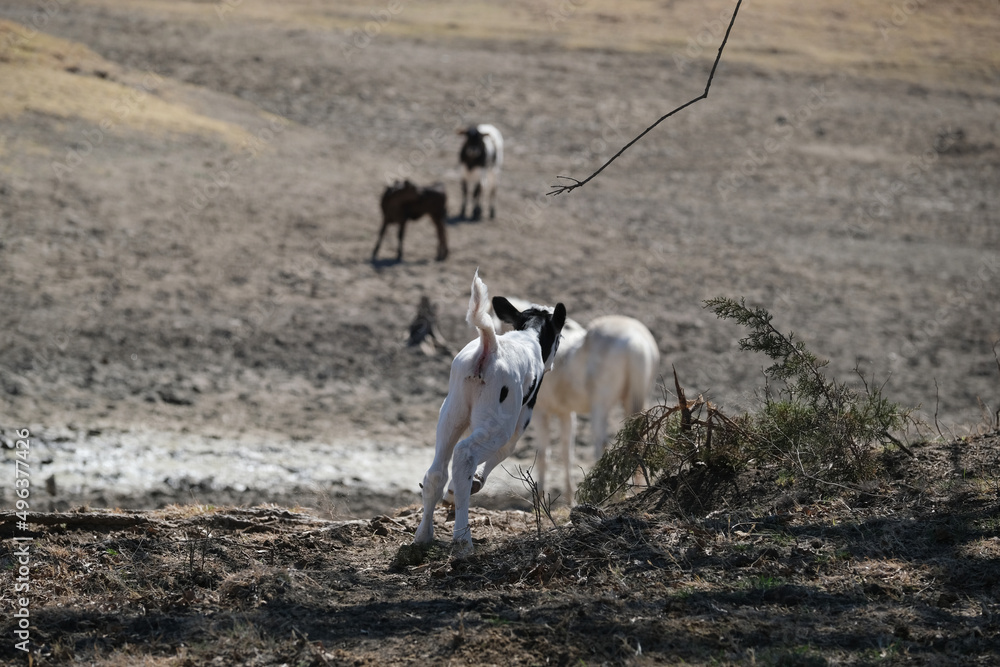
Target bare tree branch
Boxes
[548,0,744,196]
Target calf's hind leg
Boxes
[449,425,512,550]
[395,220,406,261]
[471,181,483,221]
[485,170,498,219]
[460,178,469,219]
[433,213,448,261]
[414,398,468,544]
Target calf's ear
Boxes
[539,303,567,365]
[493,297,525,329]
[552,303,567,334]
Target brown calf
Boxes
[373,180,448,262]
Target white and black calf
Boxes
[458,124,503,221]
[373,180,448,263]
[414,271,566,553]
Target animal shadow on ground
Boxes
[370,256,433,269]
[446,213,483,226]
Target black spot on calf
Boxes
[522,377,536,406]
[523,375,545,410]
[499,386,509,403]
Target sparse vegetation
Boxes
[708,296,911,480]
[1,0,997,664]
[510,464,560,537]
[578,298,912,507]
[3,448,999,666]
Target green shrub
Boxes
[577,297,910,505]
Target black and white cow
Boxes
[458,124,503,221]
[414,270,566,553]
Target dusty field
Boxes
[0,0,998,662]
[1,0,998,514]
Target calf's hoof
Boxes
[413,523,434,544]
[452,539,474,558]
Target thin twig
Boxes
[548,0,743,196]
[933,379,945,441]
[506,463,559,533]
[880,429,915,458]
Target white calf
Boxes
[532,315,660,505]
[414,271,566,552]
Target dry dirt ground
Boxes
[0,0,999,663]
[0,432,999,666]
[0,0,998,512]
